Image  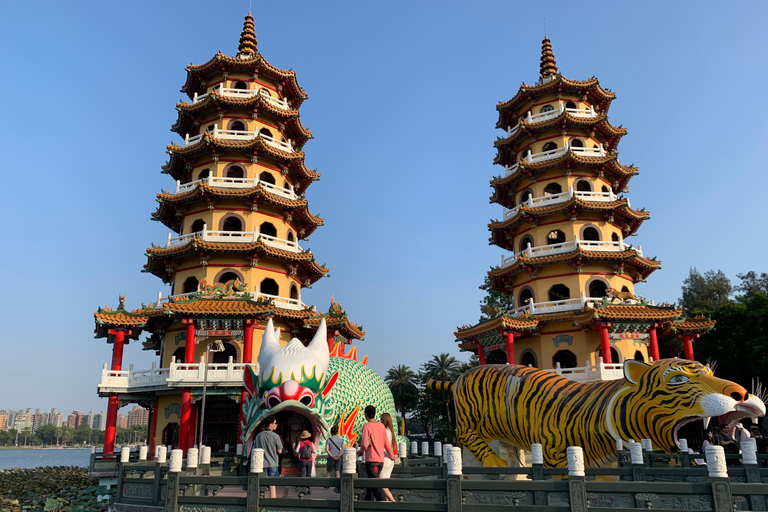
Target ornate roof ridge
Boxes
[487,248,661,277]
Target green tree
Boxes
[479,275,514,321]
[385,364,418,415]
[21,427,32,446]
[35,424,58,446]
[735,271,768,298]
[424,353,462,438]
[73,424,93,445]
[679,267,732,313]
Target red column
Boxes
[327,329,339,352]
[504,331,519,364]
[104,329,128,455]
[648,324,660,362]
[599,323,612,364]
[180,319,196,453]
[477,343,487,365]
[148,400,158,455]
[682,334,695,361]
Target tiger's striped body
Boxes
[433,359,765,467]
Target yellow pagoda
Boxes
[92,15,363,456]
[455,38,714,377]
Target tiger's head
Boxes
[607,359,765,452]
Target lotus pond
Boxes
[0,466,112,512]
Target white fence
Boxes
[546,357,625,382]
[174,176,298,200]
[500,239,642,268]
[191,85,290,110]
[183,125,294,153]
[165,227,304,253]
[503,187,619,219]
[506,293,610,317]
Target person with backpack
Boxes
[294,430,316,477]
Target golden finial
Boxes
[539,37,558,78]
[237,13,257,58]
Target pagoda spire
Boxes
[539,37,558,78]
[237,13,257,58]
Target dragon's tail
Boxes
[426,379,454,392]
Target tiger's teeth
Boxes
[753,416,759,424]
[702,417,710,429]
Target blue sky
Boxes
[0,1,766,414]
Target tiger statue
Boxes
[428,359,765,467]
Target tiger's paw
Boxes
[482,453,508,467]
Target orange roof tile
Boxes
[488,197,647,231]
[454,316,539,340]
[495,115,626,149]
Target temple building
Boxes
[93,15,364,456]
[455,38,714,377]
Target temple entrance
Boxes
[197,396,239,452]
[272,410,312,459]
[162,422,179,448]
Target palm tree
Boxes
[424,354,462,433]
[385,364,417,415]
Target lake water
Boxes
[0,448,92,469]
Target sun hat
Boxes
[736,423,744,429]
[300,430,312,439]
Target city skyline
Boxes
[1,1,766,412]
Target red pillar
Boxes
[148,400,158,455]
[503,331,519,364]
[327,329,339,352]
[477,343,487,365]
[104,329,128,455]
[599,323,612,364]
[180,319,196,453]
[682,334,695,361]
[648,324,660,362]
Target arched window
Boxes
[565,100,577,110]
[543,183,562,196]
[218,272,240,284]
[287,231,295,242]
[553,350,577,369]
[191,219,206,232]
[548,284,571,301]
[198,168,211,180]
[576,179,591,192]
[260,278,279,296]
[518,288,534,306]
[172,347,186,364]
[612,232,620,242]
[283,180,291,191]
[212,343,238,364]
[234,80,248,90]
[570,139,584,148]
[227,165,244,178]
[582,227,600,241]
[206,124,216,132]
[182,277,199,294]
[542,141,558,152]
[540,105,555,113]
[520,189,533,204]
[609,347,621,363]
[230,120,246,132]
[259,128,273,138]
[222,216,243,232]
[519,148,532,162]
[589,280,608,298]
[519,235,533,253]
[259,171,276,185]
[621,286,630,292]
[602,185,610,193]
[546,229,566,244]
[520,350,537,367]
[634,351,645,362]
[259,222,277,237]
[290,285,299,300]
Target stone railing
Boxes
[165,227,304,253]
[172,175,297,200]
[183,125,293,152]
[500,240,643,268]
[191,85,290,110]
[503,187,621,219]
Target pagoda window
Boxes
[181,276,199,294]
[234,80,248,90]
[634,351,645,362]
[212,343,238,364]
[221,216,243,232]
[191,219,205,233]
[259,171,276,185]
[612,232,620,242]
[543,183,562,196]
[565,101,577,110]
[575,179,592,192]
[206,124,216,132]
[552,350,577,369]
[518,287,534,306]
[229,120,246,132]
[582,226,600,241]
[519,235,534,253]
[259,128,273,138]
[542,141,558,152]
[259,222,277,237]
[570,138,584,148]
[548,284,571,301]
[519,148,532,162]
[520,350,537,367]
[520,189,533,204]
[260,278,279,296]
[287,230,295,242]
[283,180,291,191]
[540,105,555,113]
[226,165,244,178]
[588,279,609,298]
[218,271,240,285]
[592,144,599,149]
[198,168,211,180]
[602,185,610,193]
[546,229,566,244]
[290,284,299,300]
[171,347,186,364]
[621,286,630,292]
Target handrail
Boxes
[500,239,641,268]
[502,188,620,220]
[183,124,294,152]
[508,292,619,318]
[258,293,307,311]
[172,175,297,200]
[191,85,291,110]
[165,227,304,253]
[520,143,606,165]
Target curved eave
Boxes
[168,136,303,161]
[94,310,148,339]
[182,53,307,105]
[496,76,616,125]
[571,304,683,325]
[488,249,661,280]
[304,316,365,340]
[667,319,717,334]
[454,316,539,341]
[491,156,637,187]
[495,114,626,149]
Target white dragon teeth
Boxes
[702,417,710,429]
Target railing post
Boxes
[411,441,418,458]
[678,438,691,467]
[198,355,205,379]
[175,180,181,193]
[212,124,218,138]
[531,443,546,505]
[202,223,207,239]
[705,446,732,512]
[341,447,356,512]
[139,445,148,461]
[166,233,172,248]
[421,441,429,457]
[566,446,587,512]
[740,439,765,509]
[166,449,182,512]
[246,449,263,511]
[446,447,462,512]
[184,133,189,146]
[629,441,646,481]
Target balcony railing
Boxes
[173,175,298,200]
[523,143,606,164]
[545,357,625,383]
[184,125,294,153]
[191,85,291,110]
[500,239,642,268]
[506,293,608,317]
[505,105,597,136]
[165,227,304,253]
[503,187,620,219]
[258,293,307,311]
[154,289,308,311]
[97,359,259,394]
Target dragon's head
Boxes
[240,318,339,453]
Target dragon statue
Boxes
[241,318,405,455]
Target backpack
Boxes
[300,441,312,460]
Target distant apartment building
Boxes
[94,411,107,431]
[0,415,8,431]
[14,413,33,432]
[126,406,149,428]
[117,414,128,429]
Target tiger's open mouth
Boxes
[673,399,765,449]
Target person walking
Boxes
[253,416,282,498]
[357,405,394,501]
[325,426,344,478]
[295,430,316,477]
[379,412,397,502]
